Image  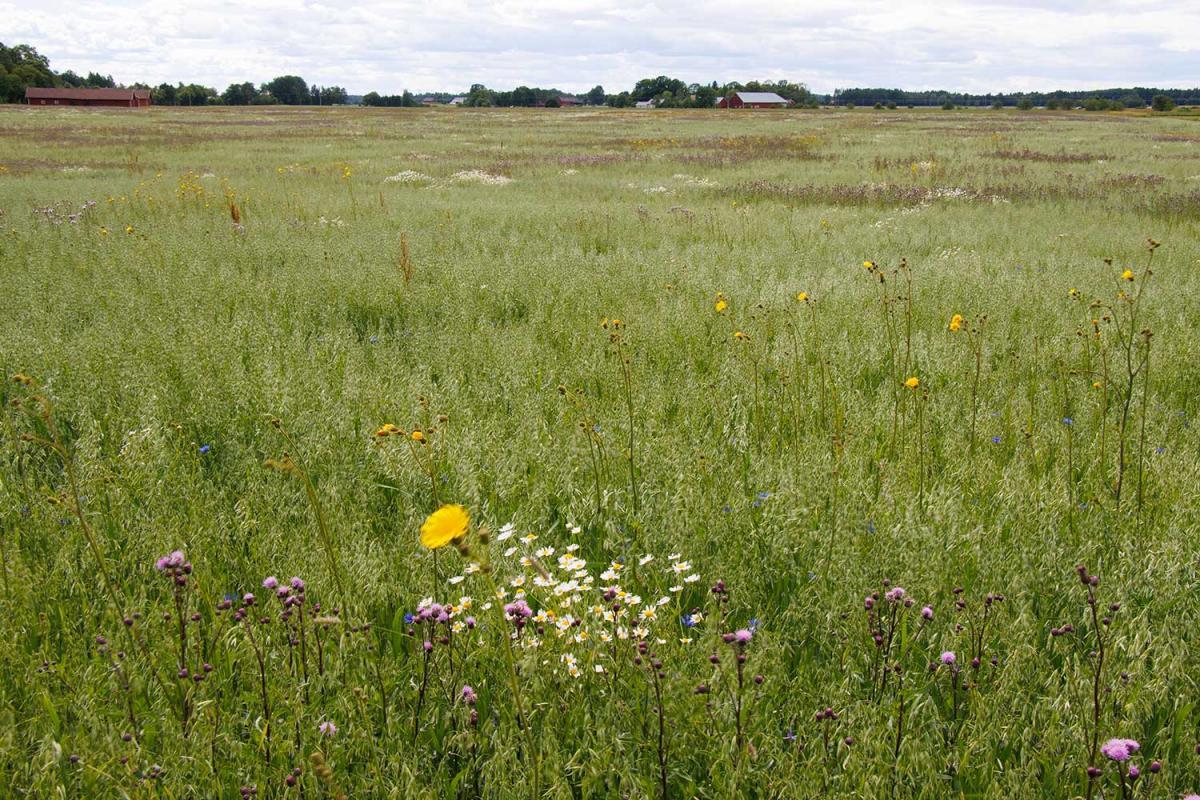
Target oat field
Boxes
[1,104,1200,799]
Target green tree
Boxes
[585,85,605,105]
[0,42,57,103]
[222,82,258,105]
[263,75,309,105]
[1017,97,1034,110]
[1151,95,1176,112]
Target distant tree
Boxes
[692,85,718,108]
[152,82,177,105]
[991,100,1003,109]
[606,91,633,108]
[263,75,308,105]
[1017,97,1034,110]
[362,91,381,106]
[886,101,897,109]
[0,42,57,103]
[176,83,217,106]
[1151,95,1176,112]
[1119,93,1146,108]
[632,75,687,102]
[941,100,955,110]
[222,82,257,105]
[544,97,560,108]
[585,84,605,105]
[464,83,494,107]
[58,70,84,87]
[84,71,115,88]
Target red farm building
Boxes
[26,87,151,108]
[725,91,791,109]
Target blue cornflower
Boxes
[681,614,698,628]
[722,505,731,514]
[1155,446,1166,454]
[592,423,601,433]
[752,500,762,508]
[991,436,1001,444]
[369,336,378,344]
[1063,417,1073,426]
[199,444,211,454]
[756,491,770,500]
[403,612,416,624]
[784,729,797,742]
[748,618,760,632]
[866,520,876,534]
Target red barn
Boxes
[726,92,791,109]
[26,87,151,108]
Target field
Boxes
[1,104,1200,798]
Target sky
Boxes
[3,0,1199,96]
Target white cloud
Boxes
[1,0,1197,94]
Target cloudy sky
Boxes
[4,0,1198,95]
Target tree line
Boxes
[2,42,1196,111]
[0,43,347,106]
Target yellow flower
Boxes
[714,299,728,313]
[374,423,401,438]
[125,225,134,234]
[796,291,808,302]
[1092,381,1102,389]
[1069,287,1079,298]
[904,376,920,389]
[1121,269,1134,281]
[948,314,963,332]
[420,504,469,549]
[863,260,876,270]
[411,430,426,443]
[733,331,749,341]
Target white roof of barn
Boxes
[735,92,789,104]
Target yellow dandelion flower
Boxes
[125,225,134,234]
[99,227,109,236]
[1093,381,1102,389]
[948,314,963,332]
[411,430,426,443]
[420,504,469,549]
[733,331,749,341]
[904,376,920,389]
[714,299,728,313]
[863,260,876,269]
[1121,269,1134,281]
[796,291,808,302]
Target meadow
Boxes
[1,103,1199,798]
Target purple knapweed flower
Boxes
[884,587,906,603]
[262,576,278,590]
[461,685,478,705]
[1100,738,1139,762]
[318,720,337,737]
[940,651,957,666]
[733,628,753,645]
[921,606,933,620]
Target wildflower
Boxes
[1100,738,1139,762]
[461,685,477,705]
[125,225,134,234]
[948,314,964,332]
[419,504,469,549]
[904,376,920,389]
[411,430,426,443]
[199,444,211,454]
[715,299,728,313]
[940,651,956,666]
[733,331,749,341]
[496,523,515,541]
[262,576,278,589]
[863,260,876,269]
[884,587,906,603]
[1121,269,1134,281]
[318,720,337,737]
[796,291,808,302]
[732,628,753,645]
[921,606,933,620]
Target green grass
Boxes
[1,104,1199,798]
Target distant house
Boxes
[448,96,467,105]
[26,87,151,108]
[556,96,582,106]
[419,97,439,106]
[634,99,656,109]
[726,92,791,109]
[715,96,729,108]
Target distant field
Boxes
[1,105,1199,798]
